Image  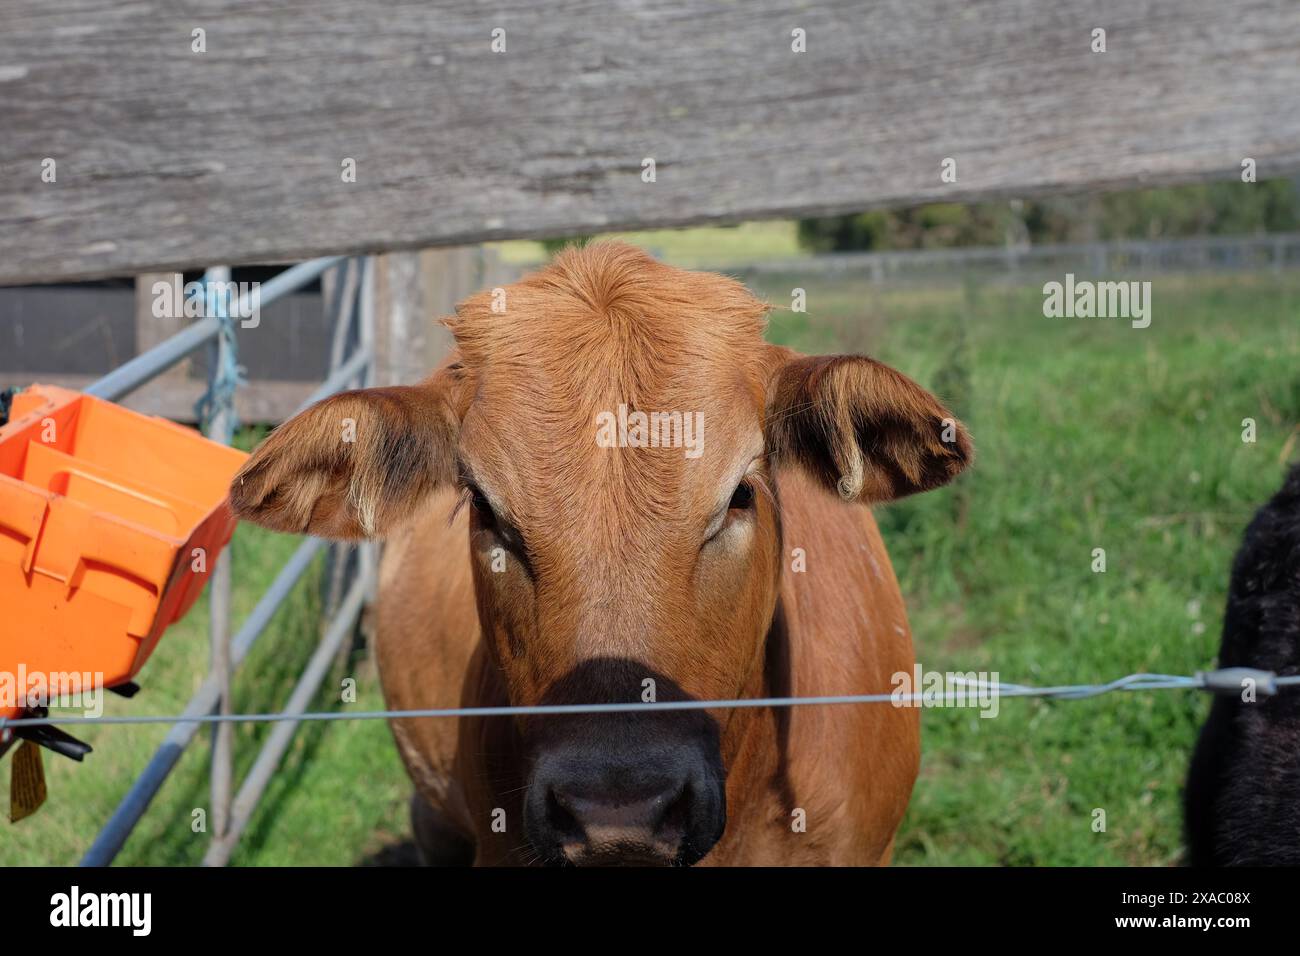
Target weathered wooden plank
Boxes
[1,0,1298,284]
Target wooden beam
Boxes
[2,0,1298,284]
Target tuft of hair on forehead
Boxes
[443,241,771,376]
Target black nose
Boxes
[526,748,725,866]
[521,659,727,866]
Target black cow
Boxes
[1185,462,1300,866]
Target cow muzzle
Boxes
[524,721,726,866]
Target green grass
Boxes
[4,264,1297,866]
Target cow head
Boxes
[230,242,971,865]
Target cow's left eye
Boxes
[467,484,496,525]
[729,480,755,511]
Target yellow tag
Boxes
[9,740,47,822]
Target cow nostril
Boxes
[545,787,584,842]
[659,783,692,840]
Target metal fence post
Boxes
[201,266,236,846]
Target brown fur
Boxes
[231,241,972,866]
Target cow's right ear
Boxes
[229,373,462,539]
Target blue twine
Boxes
[194,276,246,434]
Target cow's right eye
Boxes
[467,484,496,525]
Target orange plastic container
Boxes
[0,385,248,722]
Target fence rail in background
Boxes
[710,232,1300,285]
[75,255,376,868]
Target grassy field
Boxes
[4,252,1298,866]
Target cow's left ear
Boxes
[765,351,972,503]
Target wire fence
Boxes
[5,668,1297,731]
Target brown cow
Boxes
[230,242,972,866]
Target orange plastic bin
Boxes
[0,385,248,722]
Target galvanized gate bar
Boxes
[78,252,376,866]
[84,256,344,402]
[203,265,237,848]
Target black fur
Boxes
[1185,463,1300,865]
